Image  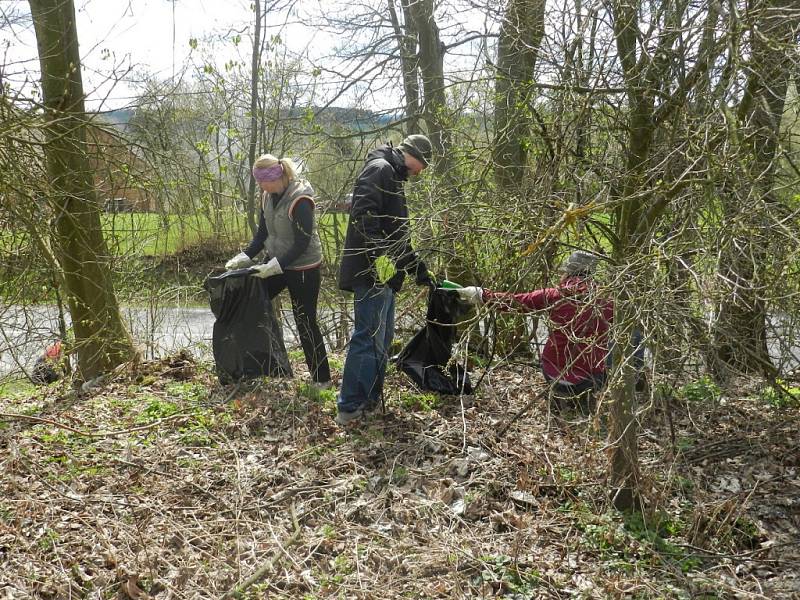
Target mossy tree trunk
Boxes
[607,0,722,509]
[29,0,134,379]
[245,0,262,236]
[711,0,799,382]
[492,0,546,193]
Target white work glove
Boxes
[456,286,483,305]
[250,257,283,279]
[225,252,253,270]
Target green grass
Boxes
[0,379,37,400]
[476,555,544,596]
[135,396,181,423]
[326,355,344,371]
[102,211,247,257]
[4,208,278,259]
[758,379,800,408]
[100,209,349,263]
[317,212,349,262]
[399,392,440,412]
[297,382,337,409]
[1,207,352,304]
[165,381,209,405]
[567,504,703,575]
[677,376,721,404]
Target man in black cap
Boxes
[336,134,435,425]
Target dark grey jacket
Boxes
[338,144,420,292]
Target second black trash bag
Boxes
[395,288,472,395]
[204,269,292,384]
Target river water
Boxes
[2,303,799,380]
[0,304,312,379]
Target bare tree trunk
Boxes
[603,0,725,510]
[29,0,135,379]
[246,0,262,235]
[389,0,421,134]
[570,2,599,207]
[492,0,546,192]
[606,0,655,509]
[404,0,454,176]
[711,0,800,380]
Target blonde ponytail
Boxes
[279,157,298,181]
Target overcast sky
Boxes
[2,0,490,113]
[1,0,318,111]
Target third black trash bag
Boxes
[204,269,292,384]
[395,288,472,395]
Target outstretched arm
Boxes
[483,288,558,312]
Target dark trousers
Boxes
[545,372,607,397]
[263,267,331,383]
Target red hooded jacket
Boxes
[483,277,613,384]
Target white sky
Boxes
[1,0,491,112]
[1,0,321,111]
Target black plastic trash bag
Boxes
[395,288,472,395]
[204,269,292,384]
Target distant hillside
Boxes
[92,105,397,133]
[94,108,135,132]
[314,106,401,126]
[285,105,402,131]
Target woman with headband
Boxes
[225,154,331,389]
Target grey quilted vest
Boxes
[263,179,323,270]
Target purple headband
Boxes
[252,163,284,182]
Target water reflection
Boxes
[0,305,311,378]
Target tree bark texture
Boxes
[605,0,728,508]
[246,0,262,235]
[711,0,800,380]
[389,0,421,135]
[29,0,134,379]
[404,0,455,177]
[492,0,546,192]
[606,0,656,510]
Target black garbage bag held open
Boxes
[204,269,292,384]
[395,288,472,395]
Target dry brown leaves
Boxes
[0,355,798,599]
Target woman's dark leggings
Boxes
[263,267,331,383]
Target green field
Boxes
[1,208,351,304]
[101,211,246,257]
[101,210,349,261]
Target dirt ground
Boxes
[1,353,798,599]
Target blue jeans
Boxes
[338,285,395,413]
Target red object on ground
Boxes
[45,340,62,360]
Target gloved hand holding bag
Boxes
[225,252,253,270]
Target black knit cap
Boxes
[399,134,433,167]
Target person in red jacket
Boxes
[457,251,613,397]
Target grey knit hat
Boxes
[560,250,598,276]
[399,134,433,167]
